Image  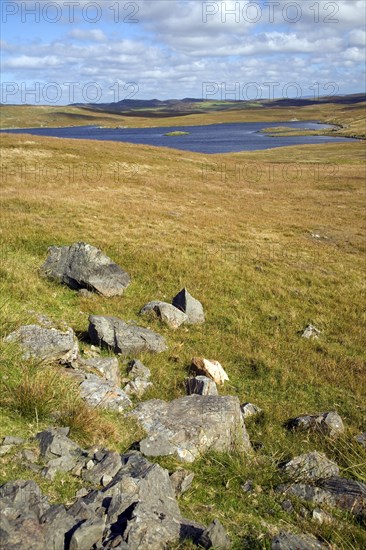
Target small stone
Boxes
[75,488,88,498]
[2,436,25,445]
[102,474,113,486]
[271,531,328,549]
[78,288,95,298]
[22,449,38,463]
[172,288,205,324]
[0,445,14,456]
[280,451,339,482]
[198,519,231,549]
[241,479,254,493]
[312,508,332,524]
[301,324,321,339]
[170,469,195,497]
[281,500,294,514]
[185,375,218,396]
[191,357,229,385]
[285,411,345,438]
[140,301,188,328]
[86,459,95,470]
[241,402,262,418]
[69,516,106,550]
[127,359,151,381]
[356,432,366,448]
[124,378,153,398]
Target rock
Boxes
[40,242,131,297]
[140,301,188,328]
[79,374,132,412]
[130,395,251,462]
[285,411,344,437]
[172,288,205,324]
[301,324,321,339]
[281,499,294,514]
[271,531,328,549]
[280,451,339,482]
[355,432,366,448]
[35,427,81,459]
[312,508,332,524]
[79,356,121,386]
[78,288,95,298]
[170,469,195,497]
[185,375,218,396]
[2,436,25,445]
[127,359,151,380]
[241,479,254,493]
[124,378,152,398]
[5,324,79,365]
[191,357,229,385]
[277,476,366,519]
[241,402,262,418]
[0,445,14,456]
[198,519,231,549]
[88,315,167,355]
[69,516,106,550]
[82,451,122,484]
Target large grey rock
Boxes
[277,477,366,519]
[130,395,251,462]
[35,427,85,480]
[185,376,218,396]
[40,242,131,297]
[78,356,121,386]
[172,288,205,324]
[140,301,188,328]
[69,516,106,549]
[198,519,231,549]
[79,374,132,412]
[5,324,79,364]
[285,411,345,437]
[280,452,339,482]
[271,531,328,549]
[88,315,167,355]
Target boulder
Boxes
[301,324,321,339]
[271,531,328,549]
[198,519,231,549]
[191,357,229,385]
[88,315,167,355]
[40,242,130,297]
[79,374,132,412]
[78,356,120,386]
[170,469,195,497]
[285,411,345,437]
[185,375,218,396]
[5,324,79,365]
[127,359,151,381]
[280,452,339,482]
[140,301,187,328]
[129,395,251,462]
[172,288,205,324]
[241,402,262,418]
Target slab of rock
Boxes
[140,301,188,328]
[285,411,344,437]
[124,378,152,398]
[170,469,195,497]
[40,242,131,297]
[198,519,231,549]
[191,357,229,385]
[130,395,251,462]
[301,324,321,339]
[277,476,366,519]
[35,427,85,480]
[88,315,167,355]
[69,516,106,550]
[79,356,120,386]
[82,451,123,484]
[280,452,339,482]
[127,359,151,380]
[79,374,132,412]
[5,324,79,365]
[241,402,262,418]
[172,288,205,324]
[185,375,218,396]
[271,531,328,549]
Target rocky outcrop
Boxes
[88,315,167,355]
[40,242,131,297]
[130,394,251,462]
[5,324,79,365]
[285,411,344,437]
[172,288,205,324]
[280,452,339,482]
[140,301,188,328]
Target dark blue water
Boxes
[1,121,357,154]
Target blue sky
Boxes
[1,0,365,104]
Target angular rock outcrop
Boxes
[185,375,218,396]
[285,411,345,437]
[172,288,205,324]
[140,301,187,328]
[5,324,79,365]
[130,395,251,462]
[88,315,167,355]
[280,452,339,482]
[40,242,131,297]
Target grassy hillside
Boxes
[0,105,365,548]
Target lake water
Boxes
[1,121,357,154]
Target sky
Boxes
[1,0,365,104]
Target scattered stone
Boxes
[280,451,339,482]
[277,477,366,519]
[191,357,229,385]
[198,519,231,549]
[35,427,85,480]
[355,432,366,448]
[79,356,121,386]
[312,508,332,524]
[78,288,95,298]
[301,324,321,339]
[127,359,151,381]
[124,378,152,398]
[172,288,205,324]
[170,469,195,497]
[185,375,218,396]
[271,531,328,549]
[285,411,345,437]
[140,301,188,328]
[241,402,262,418]
[130,395,251,462]
[22,449,38,463]
[75,488,88,498]
[5,324,79,365]
[0,445,14,457]
[88,315,167,355]
[40,242,131,297]
[281,499,294,514]
[69,516,106,550]
[2,436,25,445]
[82,451,122,485]
[79,374,132,412]
[241,480,254,494]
